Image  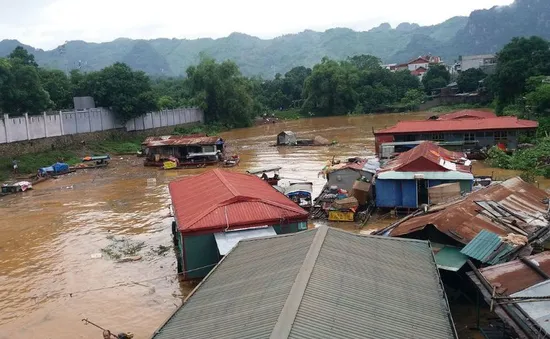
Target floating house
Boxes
[321,158,380,192]
[142,134,225,167]
[151,226,458,339]
[374,141,473,209]
[468,252,550,338]
[277,131,297,145]
[374,110,538,154]
[168,169,309,280]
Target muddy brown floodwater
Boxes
[1,113,549,339]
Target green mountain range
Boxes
[1,0,548,78]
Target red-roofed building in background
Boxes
[385,54,443,80]
[375,141,473,209]
[169,169,309,279]
[374,110,538,155]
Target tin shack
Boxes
[374,141,473,209]
[374,110,538,154]
[151,226,458,339]
[142,134,224,167]
[168,169,309,280]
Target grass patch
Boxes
[88,138,143,154]
[428,104,489,113]
[0,150,81,181]
[270,109,305,120]
[101,235,145,260]
[173,123,226,136]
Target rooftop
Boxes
[142,134,221,147]
[151,226,458,339]
[375,116,538,135]
[434,110,497,121]
[378,141,471,174]
[169,169,308,233]
[389,177,549,244]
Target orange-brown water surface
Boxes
[1,113,548,338]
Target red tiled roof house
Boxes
[169,169,309,280]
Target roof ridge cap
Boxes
[270,226,329,339]
[213,169,241,197]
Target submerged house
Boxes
[468,252,550,338]
[374,110,538,153]
[383,177,550,271]
[374,141,473,209]
[321,158,380,192]
[168,169,309,280]
[142,134,225,166]
[277,131,297,145]
[151,226,458,339]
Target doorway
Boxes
[417,179,429,205]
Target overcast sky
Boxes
[0,0,514,50]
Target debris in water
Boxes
[117,255,142,263]
[90,253,102,259]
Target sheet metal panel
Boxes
[510,280,550,334]
[214,227,276,255]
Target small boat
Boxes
[284,182,313,210]
[39,162,74,177]
[73,155,111,170]
[247,166,282,185]
[222,155,240,168]
[1,181,33,195]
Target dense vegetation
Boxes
[1,0,548,77]
[0,48,426,126]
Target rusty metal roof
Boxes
[151,226,458,339]
[377,141,471,174]
[169,169,308,234]
[375,116,538,135]
[142,134,220,147]
[390,177,549,244]
[478,252,550,295]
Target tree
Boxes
[8,46,38,67]
[39,69,73,109]
[526,84,550,116]
[347,55,382,71]
[422,64,450,93]
[157,95,177,110]
[85,63,157,122]
[457,68,486,93]
[492,36,550,111]
[302,58,358,115]
[400,89,425,110]
[187,57,254,127]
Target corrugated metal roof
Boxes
[143,134,220,147]
[510,280,550,333]
[432,244,468,272]
[169,169,308,234]
[377,141,471,174]
[436,110,497,121]
[390,177,549,244]
[375,116,538,135]
[459,230,514,265]
[478,252,550,295]
[151,226,458,339]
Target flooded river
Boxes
[1,113,548,338]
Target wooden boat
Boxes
[72,155,111,170]
[247,166,282,185]
[221,155,240,168]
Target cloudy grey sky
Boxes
[0,0,514,50]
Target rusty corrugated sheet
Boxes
[390,177,549,244]
[142,134,219,147]
[479,252,550,295]
[169,169,308,234]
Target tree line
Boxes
[0,36,549,129]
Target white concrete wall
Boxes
[0,107,203,144]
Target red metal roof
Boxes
[142,134,220,147]
[479,252,550,295]
[378,141,470,173]
[411,67,428,76]
[435,110,497,121]
[375,116,538,135]
[169,169,308,234]
[408,57,430,64]
[390,177,549,244]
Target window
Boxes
[431,133,445,142]
[464,133,475,142]
[494,131,507,142]
[404,134,416,141]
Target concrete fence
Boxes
[0,107,203,144]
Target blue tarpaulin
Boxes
[39,162,69,175]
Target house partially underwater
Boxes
[151,226,458,339]
[168,169,309,280]
[379,177,550,272]
[374,141,473,210]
